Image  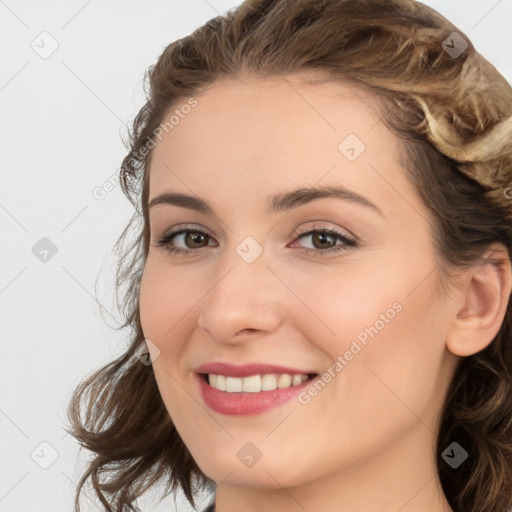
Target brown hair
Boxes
[66,1,512,511]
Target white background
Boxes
[1,1,511,511]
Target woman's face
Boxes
[139,75,460,489]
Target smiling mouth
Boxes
[200,373,318,393]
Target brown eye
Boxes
[290,227,358,257]
[155,227,217,256]
[183,231,209,248]
[310,232,337,249]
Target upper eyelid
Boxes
[159,223,215,239]
[159,222,352,237]
[296,222,356,239]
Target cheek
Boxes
[282,256,410,359]
[292,247,449,411]
[138,259,199,418]
[138,257,197,357]
[333,273,449,433]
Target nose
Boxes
[197,247,284,345]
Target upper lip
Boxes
[195,362,317,378]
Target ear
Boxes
[446,243,512,357]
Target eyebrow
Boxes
[148,185,384,217]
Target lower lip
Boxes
[197,374,314,416]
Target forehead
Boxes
[147,74,405,211]
[151,74,387,157]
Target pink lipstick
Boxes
[195,362,317,416]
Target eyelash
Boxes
[154,224,358,257]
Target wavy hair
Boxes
[66,1,512,511]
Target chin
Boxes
[194,445,315,490]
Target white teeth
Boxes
[292,374,304,385]
[225,376,242,392]
[277,374,292,388]
[242,375,261,392]
[207,373,310,393]
[215,374,226,391]
[261,374,277,391]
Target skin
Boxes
[138,73,511,512]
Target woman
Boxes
[66,1,512,511]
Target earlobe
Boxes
[446,244,512,357]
